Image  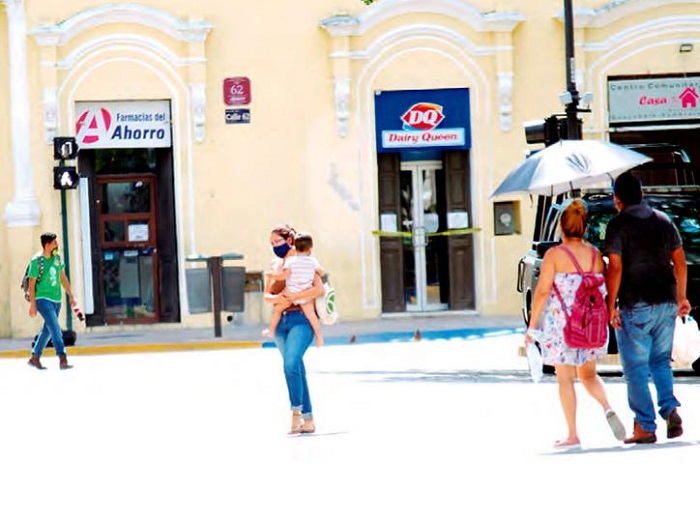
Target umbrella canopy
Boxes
[490,140,652,199]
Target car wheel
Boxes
[692,357,700,375]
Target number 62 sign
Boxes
[223,77,251,106]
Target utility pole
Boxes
[564,0,582,140]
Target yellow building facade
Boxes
[1,0,699,338]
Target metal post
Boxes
[61,176,72,331]
[564,0,581,140]
[210,256,223,338]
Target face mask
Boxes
[51,247,58,257]
[273,242,291,258]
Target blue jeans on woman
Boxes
[274,309,314,419]
[616,301,680,432]
[33,299,66,357]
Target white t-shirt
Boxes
[283,255,321,297]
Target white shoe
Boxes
[605,410,626,441]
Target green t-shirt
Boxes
[28,254,64,303]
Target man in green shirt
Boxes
[27,232,76,370]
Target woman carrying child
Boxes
[264,225,324,434]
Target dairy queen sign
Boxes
[374,88,471,152]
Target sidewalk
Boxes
[0,313,525,358]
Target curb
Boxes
[1,326,526,359]
[0,340,262,360]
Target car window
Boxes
[648,197,700,263]
[581,194,700,263]
[585,211,616,250]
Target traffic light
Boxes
[52,136,80,190]
[524,116,582,147]
[53,137,78,160]
[53,166,80,190]
[524,116,560,146]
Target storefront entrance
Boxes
[96,174,159,323]
[399,160,448,311]
[75,98,180,327]
[378,151,475,313]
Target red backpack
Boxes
[552,245,609,349]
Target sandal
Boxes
[553,438,581,449]
[288,412,303,435]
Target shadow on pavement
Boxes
[319,369,554,384]
[288,431,350,438]
[543,439,700,456]
[319,369,700,385]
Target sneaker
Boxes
[605,410,626,441]
[624,422,657,444]
[666,408,683,439]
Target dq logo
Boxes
[76,108,113,145]
[401,103,445,131]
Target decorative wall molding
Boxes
[189,83,206,143]
[581,16,700,52]
[554,0,700,29]
[51,34,204,70]
[497,72,513,132]
[30,4,213,146]
[319,14,360,37]
[321,1,524,37]
[329,24,514,60]
[320,2,523,138]
[357,0,524,35]
[30,3,212,46]
[42,87,58,144]
[333,78,351,138]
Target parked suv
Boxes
[621,143,697,187]
[516,146,700,369]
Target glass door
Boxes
[399,161,449,312]
[97,175,159,323]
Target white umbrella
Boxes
[490,140,652,198]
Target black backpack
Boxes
[21,255,46,302]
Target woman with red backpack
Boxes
[525,200,626,449]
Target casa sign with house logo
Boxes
[75,100,172,149]
[608,76,700,124]
[374,88,471,152]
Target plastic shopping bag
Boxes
[525,331,544,383]
[673,316,700,367]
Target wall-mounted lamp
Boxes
[679,43,694,54]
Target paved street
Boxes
[1,332,698,520]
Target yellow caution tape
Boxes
[371,228,482,238]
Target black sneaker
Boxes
[666,408,683,439]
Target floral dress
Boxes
[539,272,609,366]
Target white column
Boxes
[2,0,40,227]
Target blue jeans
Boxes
[33,299,66,357]
[616,302,680,432]
[275,309,314,419]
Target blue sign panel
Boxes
[225,108,251,124]
[374,88,471,153]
